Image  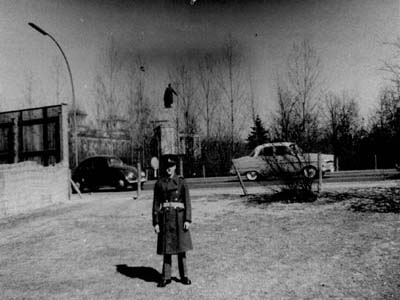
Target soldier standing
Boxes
[152,158,193,287]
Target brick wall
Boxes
[0,161,70,217]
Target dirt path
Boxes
[0,186,399,299]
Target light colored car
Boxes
[231,142,334,181]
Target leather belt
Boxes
[162,202,184,209]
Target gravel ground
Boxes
[0,180,399,299]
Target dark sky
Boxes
[0,0,398,118]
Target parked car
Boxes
[231,142,334,181]
[72,155,147,192]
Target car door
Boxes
[74,159,90,185]
[95,157,110,187]
[275,145,298,173]
[258,146,274,177]
[83,158,97,188]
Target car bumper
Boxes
[229,167,236,175]
[322,164,335,173]
[126,176,147,184]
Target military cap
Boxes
[165,158,177,167]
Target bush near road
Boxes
[0,186,399,299]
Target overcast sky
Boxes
[0,0,399,119]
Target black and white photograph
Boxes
[0,0,399,299]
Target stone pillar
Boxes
[156,108,179,156]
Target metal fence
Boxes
[0,104,68,166]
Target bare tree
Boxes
[370,87,400,132]
[220,35,236,148]
[124,54,154,165]
[169,60,200,137]
[94,37,124,133]
[381,37,400,93]
[272,40,323,150]
[216,34,250,154]
[272,84,296,141]
[324,91,360,168]
[197,53,220,139]
[372,36,400,151]
[248,70,257,124]
[366,86,400,169]
[167,57,203,172]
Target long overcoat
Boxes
[152,174,193,255]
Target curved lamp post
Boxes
[28,22,78,167]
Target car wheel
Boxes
[246,171,259,181]
[302,166,317,179]
[115,178,127,191]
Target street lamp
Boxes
[28,22,78,167]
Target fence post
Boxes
[12,118,18,163]
[374,154,378,170]
[335,156,339,172]
[233,162,248,196]
[137,162,141,199]
[42,107,49,166]
[179,156,184,176]
[317,153,322,193]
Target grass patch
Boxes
[320,187,400,213]
[0,189,399,299]
[246,188,317,207]
[248,186,400,213]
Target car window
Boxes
[78,160,88,170]
[88,159,97,169]
[81,159,94,170]
[94,158,108,169]
[260,146,273,157]
[109,157,123,166]
[275,146,292,156]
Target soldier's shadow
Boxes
[116,264,162,283]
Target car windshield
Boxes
[109,157,123,166]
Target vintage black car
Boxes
[72,155,146,192]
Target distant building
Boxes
[98,116,129,138]
[68,110,132,167]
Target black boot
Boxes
[157,279,171,288]
[181,277,191,285]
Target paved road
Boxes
[141,169,400,190]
